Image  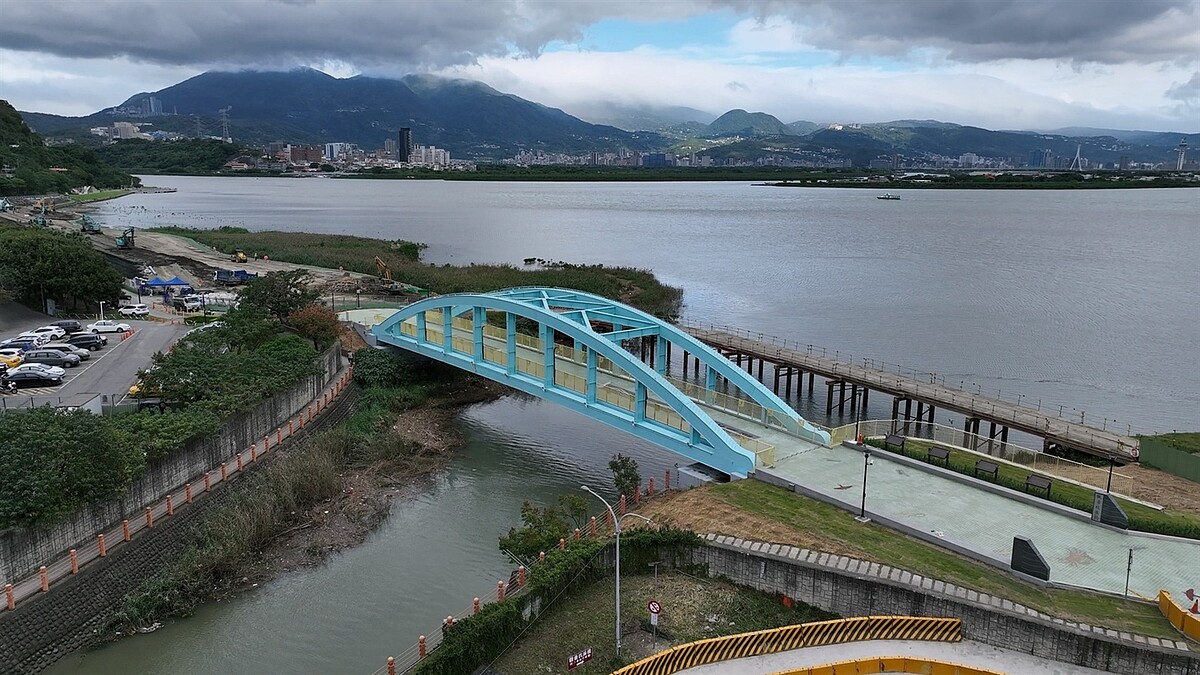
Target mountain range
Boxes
[19,69,1199,165]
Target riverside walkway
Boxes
[680,321,1140,462]
[369,292,1197,601]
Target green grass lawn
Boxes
[705,480,1176,639]
[150,226,685,319]
[1144,432,1200,455]
[865,437,1200,539]
[490,572,835,674]
[68,189,130,203]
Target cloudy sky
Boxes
[2,0,1198,131]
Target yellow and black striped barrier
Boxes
[771,656,1002,675]
[610,616,962,675]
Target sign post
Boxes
[567,647,593,670]
[648,599,662,648]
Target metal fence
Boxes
[1138,437,1200,484]
[837,419,1138,500]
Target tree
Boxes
[496,494,593,560]
[238,269,319,322]
[0,408,141,528]
[0,225,124,311]
[288,303,338,348]
[609,453,640,499]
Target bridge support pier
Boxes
[963,417,981,449]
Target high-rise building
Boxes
[398,128,413,163]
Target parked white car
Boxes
[118,304,150,318]
[86,320,132,334]
[14,332,52,345]
[9,362,67,378]
[21,326,67,340]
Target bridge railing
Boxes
[677,318,1149,437]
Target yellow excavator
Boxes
[374,255,393,281]
[231,249,248,263]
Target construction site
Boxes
[0,195,431,303]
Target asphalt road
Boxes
[0,304,188,407]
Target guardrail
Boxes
[771,656,1003,675]
[1157,590,1200,641]
[610,616,962,675]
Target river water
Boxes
[43,178,1199,674]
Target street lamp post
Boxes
[856,450,873,523]
[581,485,652,658]
[854,387,867,444]
[98,301,106,320]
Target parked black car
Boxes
[50,320,83,333]
[66,333,107,351]
[5,369,63,387]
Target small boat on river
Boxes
[877,193,901,200]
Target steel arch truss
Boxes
[371,288,830,477]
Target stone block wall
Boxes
[0,346,342,586]
[694,536,1198,675]
[0,382,359,675]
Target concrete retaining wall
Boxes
[0,381,360,675]
[695,536,1198,675]
[0,346,342,587]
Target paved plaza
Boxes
[764,436,1199,598]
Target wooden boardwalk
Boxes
[681,326,1140,462]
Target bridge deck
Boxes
[682,327,1139,462]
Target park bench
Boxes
[974,460,999,481]
[883,434,906,452]
[927,445,951,466]
[1025,473,1052,497]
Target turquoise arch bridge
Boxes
[370,288,830,477]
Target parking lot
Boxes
[0,303,190,408]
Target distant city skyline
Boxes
[1,1,1197,132]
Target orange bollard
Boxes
[473,597,480,614]
[5,583,13,610]
[518,565,526,587]
[237,453,243,471]
[649,477,656,496]
[309,405,315,422]
[497,580,505,602]
[145,506,153,528]
[418,636,427,659]
[39,566,48,592]
[166,495,174,516]
[539,551,546,563]
[288,420,294,436]
[590,516,597,537]
[558,537,565,550]
[445,615,454,628]
[665,468,671,490]
[633,489,640,505]
[185,483,193,504]
[122,520,130,541]
[619,494,627,515]
[387,657,395,675]
[299,412,305,429]
[221,463,227,481]
[605,509,613,528]
[574,528,581,541]
[263,435,270,453]
[204,472,212,492]
[70,549,78,574]
[277,427,283,444]
[251,443,257,462]
[98,533,107,557]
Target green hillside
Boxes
[0,100,137,196]
[94,138,243,174]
